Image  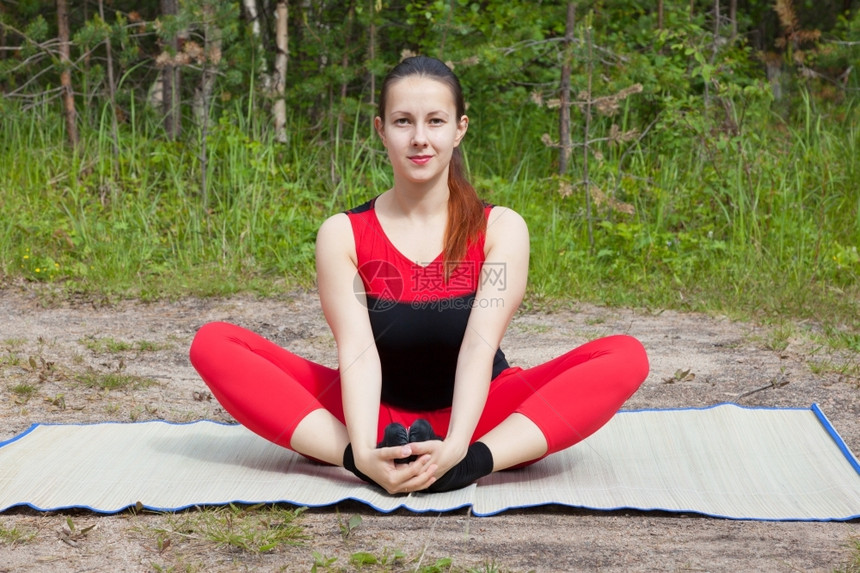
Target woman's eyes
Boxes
[393,118,445,126]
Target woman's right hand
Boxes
[354,444,438,495]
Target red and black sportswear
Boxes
[346,197,508,411]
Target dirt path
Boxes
[0,286,858,572]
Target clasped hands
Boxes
[353,438,466,495]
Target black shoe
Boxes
[378,422,410,463]
[408,418,442,443]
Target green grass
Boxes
[78,336,169,354]
[142,505,522,572]
[835,537,860,573]
[0,91,857,345]
[9,383,37,400]
[75,369,155,391]
[155,504,308,553]
[0,522,37,545]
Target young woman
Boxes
[190,56,649,495]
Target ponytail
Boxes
[444,147,485,280]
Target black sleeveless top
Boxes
[346,197,509,410]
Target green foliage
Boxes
[0,1,857,343]
[0,522,37,545]
[153,504,308,553]
[75,370,155,391]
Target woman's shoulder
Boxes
[486,205,528,233]
[316,212,353,247]
[483,205,529,254]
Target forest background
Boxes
[0,0,858,343]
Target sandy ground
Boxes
[0,285,858,572]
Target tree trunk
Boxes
[273,1,288,143]
[336,2,354,147]
[193,3,221,130]
[160,0,181,140]
[195,3,223,205]
[658,0,664,31]
[0,5,6,62]
[57,0,79,148]
[243,0,262,39]
[705,0,720,110]
[242,0,270,88]
[559,2,575,175]
[99,0,120,171]
[729,0,737,43]
[368,0,377,112]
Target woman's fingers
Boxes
[379,455,437,494]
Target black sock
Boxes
[343,443,379,488]
[427,441,494,493]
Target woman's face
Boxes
[375,76,468,187]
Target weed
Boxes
[338,512,363,540]
[153,504,308,553]
[79,336,168,354]
[818,326,860,353]
[9,383,37,402]
[46,393,67,410]
[150,559,204,573]
[747,323,795,353]
[311,551,339,572]
[21,354,63,383]
[834,536,860,573]
[809,359,860,382]
[662,368,696,384]
[0,337,25,368]
[0,350,22,367]
[76,369,155,391]
[349,548,408,569]
[0,522,37,545]
[512,323,552,335]
[764,324,794,353]
[57,517,96,548]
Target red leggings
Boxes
[189,321,649,462]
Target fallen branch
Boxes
[736,374,789,400]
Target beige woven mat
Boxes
[1,404,858,520]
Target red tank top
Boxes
[346,197,509,410]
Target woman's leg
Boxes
[189,321,348,464]
[476,334,649,470]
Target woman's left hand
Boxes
[406,438,467,488]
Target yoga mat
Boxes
[1,404,858,520]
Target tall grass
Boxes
[1,91,858,333]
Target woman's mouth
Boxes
[409,155,432,165]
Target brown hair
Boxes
[378,56,485,277]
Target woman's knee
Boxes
[189,321,235,366]
[586,334,649,391]
[611,334,650,389]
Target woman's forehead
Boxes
[385,76,457,112]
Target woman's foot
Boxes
[378,422,410,463]
[407,418,441,443]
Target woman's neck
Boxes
[383,175,450,221]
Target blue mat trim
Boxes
[1,404,858,520]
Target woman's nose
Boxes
[411,125,428,146]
